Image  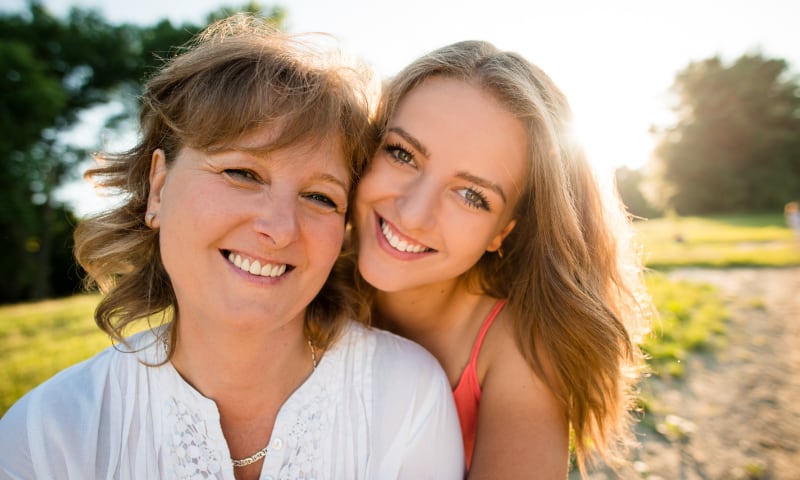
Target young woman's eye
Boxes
[223,169,260,183]
[384,143,416,166]
[458,187,491,211]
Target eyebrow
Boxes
[456,171,508,204]
[386,126,508,204]
[386,126,431,158]
[313,173,350,193]
[229,148,349,192]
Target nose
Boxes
[395,176,439,232]
[253,193,300,248]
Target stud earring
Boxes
[145,212,156,228]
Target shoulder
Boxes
[0,344,117,473]
[470,306,571,477]
[480,306,563,406]
[4,344,118,418]
[330,324,465,477]
[330,322,453,411]
[342,322,448,382]
[16,328,162,409]
[0,330,161,460]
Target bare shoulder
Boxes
[470,308,570,479]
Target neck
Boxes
[373,278,491,385]
[171,318,313,412]
[169,315,316,478]
[375,272,458,321]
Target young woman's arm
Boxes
[468,318,570,479]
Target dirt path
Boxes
[637,268,800,479]
[583,267,800,480]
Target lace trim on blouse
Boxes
[165,397,226,479]
[160,326,349,479]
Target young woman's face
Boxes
[355,76,527,294]
[147,130,350,331]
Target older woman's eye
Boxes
[223,169,260,182]
[304,192,341,211]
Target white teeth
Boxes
[380,219,429,253]
[262,264,286,276]
[227,252,287,278]
[249,260,261,275]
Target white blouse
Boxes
[0,322,464,479]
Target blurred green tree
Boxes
[615,166,661,219]
[0,1,284,302]
[649,54,800,214]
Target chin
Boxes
[357,259,397,292]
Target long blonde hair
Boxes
[74,14,376,357]
[370,40,652,474]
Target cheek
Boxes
[442,214,501,253]
[356,161,395,203]
[163,188,223,239]
[353,177,381,230]
[354,176,378,208]
[307,218,346,264]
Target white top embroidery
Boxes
[0,323,464,480]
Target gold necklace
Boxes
[231,338,317,468]
[231,447,268,468]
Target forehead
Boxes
[219,126,351,184]
[392,76,528,198]
[239,125,347,162]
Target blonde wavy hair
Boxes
[366,40,653,475]
[74,14,376,358]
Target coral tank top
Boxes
[452,299,506,469]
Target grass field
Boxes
[635,213,800,269]
[643,273,729,378]
[0,213,797,417]
[633,212,797,377]
[0,293,107,415]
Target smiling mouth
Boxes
[379,218,434,254]
[224,250,293,277]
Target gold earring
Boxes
[145,212,156,228]
[497,247,504,259]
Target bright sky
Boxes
[4,0,799,215]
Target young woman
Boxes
[0,16,464,480]
[353,40,653,478]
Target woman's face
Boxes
[354,76,527,294]
[147,129,350,332]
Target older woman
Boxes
[0,15,463,480]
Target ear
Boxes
[486,218,516,253]
[146,149,168,228]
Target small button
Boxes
[271,438,284,450]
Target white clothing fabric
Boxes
[0,322,464,479]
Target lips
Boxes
[378,217,434,254]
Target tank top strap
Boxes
[465,298,506,365]
[452,298,507,468]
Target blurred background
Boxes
[1,1,798,478]
[1,0,798,301]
